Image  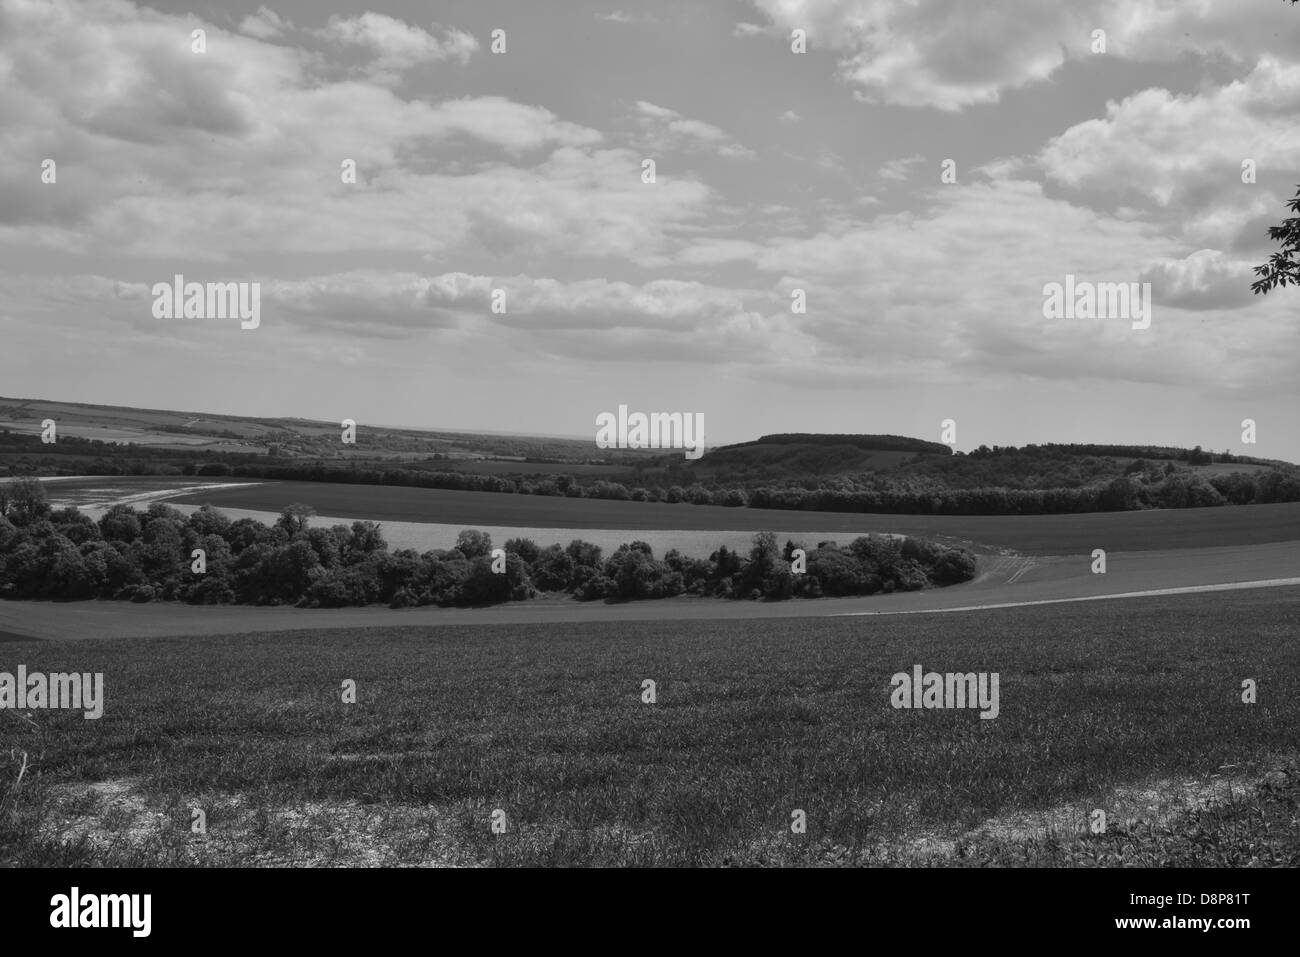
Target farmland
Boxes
[2,588,1297,866]
[4,538,1300,641]
[0,395,659,470]
[162,478,1300,554]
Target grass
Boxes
[2,587,1297,866]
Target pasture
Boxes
[2,588,1297,866]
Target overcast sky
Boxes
[2,0,1299,458]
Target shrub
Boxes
[807,547,870,596]
[579,575,617,602]
[531,544,575,592]
[931,548,978,585]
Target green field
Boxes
[2,588,1297,866]
[165,479,1300,554]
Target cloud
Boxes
[597,11,652,25]
[733,22,778,39]
[0,2,707,265]
[878,154,926,182]
[744,0,1300,111]
[671,177,1297,392]
[1139,250,1257,311]
[778,110,800,123]
[238,5,290,41]
[634,101,755,158]
[314,12,478,82]
[1038,57,1300,246]
[426,96,602,153]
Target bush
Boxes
[930,548,978,585]
[389,586,418,609]
[579,575,617,602]
[531,544,575,591]
[807,547,870,596]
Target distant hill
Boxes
[725,433,952,454]
[0,395,658,468]
[4,396,1296,517]
[689,433,948,479]
[683,433,1292,489]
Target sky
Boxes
[1,0,1298,458]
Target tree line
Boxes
[7,429,1300,516]
[0,478,976,608]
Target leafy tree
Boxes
[275,503,316,537]
[188,505,231,537]
[455,528,493,559]
[1253,184,1300,294]
[565,539,603,569]
[2,476,49,525]
[531,544,575,591]
[503,537,541,564]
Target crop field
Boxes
[34,475,1300,554]
[2,588,1297,867]
[427,460,647,477]
[166,479,1300,554]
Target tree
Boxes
[750,531,779,572]
[1253,184,1300,294]
[503,537,540,564]
[275,503,316,537]
[455,528,493,559]
[2,476,49,525]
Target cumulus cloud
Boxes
[0,2,708,264]
[314,12,478,82]
[1037,57,1300,248]
[1139,250,1257,311]
[744,0,1300,110]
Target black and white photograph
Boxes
[0,0,1296,936]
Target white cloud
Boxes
[314,12,478,81]
[1139,250,1257,311]
[878,154,926,182]
[427,97,602,153]
[746,0,1300,111]
[634,101,755,159]
[0,4,705,264]
[597,11,652,25]
[238,5,291,41]
[1038,57,1300,245]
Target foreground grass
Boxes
[2,587,1299,866]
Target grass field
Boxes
[2,588,1297,866]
